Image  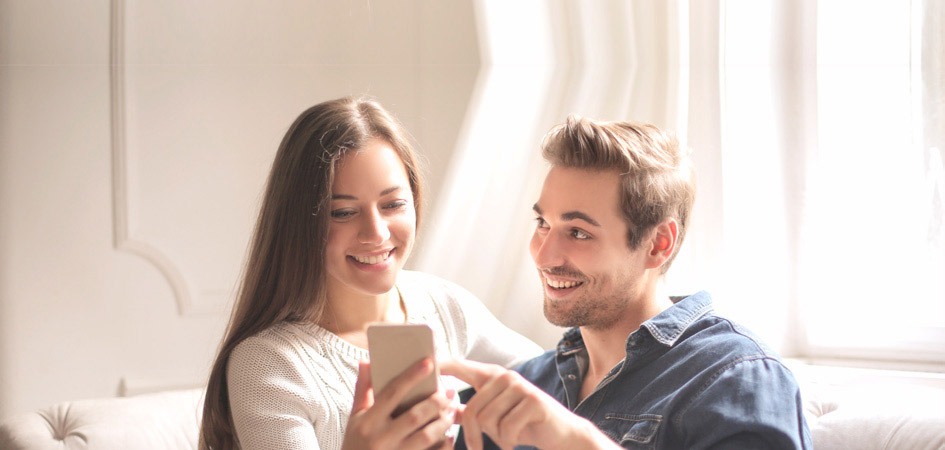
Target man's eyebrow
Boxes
[532,204,600,227]
[561,211,600,227]
[332,185,405,200]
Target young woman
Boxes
[198,97,542,450]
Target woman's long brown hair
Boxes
[198,97,423,450]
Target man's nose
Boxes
[532,232,565,270]
[358,209,390,245]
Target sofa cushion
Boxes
[0,388,204,450]
[794,363,945,450]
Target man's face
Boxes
[529,166,649,329]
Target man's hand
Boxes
[440,359,620,450]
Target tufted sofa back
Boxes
[792,363,945,450]
[1,372,944,450]
[0,388,204,450]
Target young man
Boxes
[442,115,812,449]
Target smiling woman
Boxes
[324,139,418,316]
[197,97,542,450]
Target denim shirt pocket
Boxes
[596,413,662,449]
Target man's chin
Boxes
[543,299,584,328]
[543,296,624,330]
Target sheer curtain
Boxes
[413,0,688,349]
[415,0,945,364]
[703,0,944,363]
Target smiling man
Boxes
[442,115,812,449]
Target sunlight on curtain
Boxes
[714,0,797,353]
[414,0,688,349]
[800,0,945,360]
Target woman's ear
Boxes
[645,219,678,269]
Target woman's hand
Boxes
[341,358,457,450]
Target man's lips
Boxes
[541,273,586,290]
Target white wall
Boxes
[0,0,480,419]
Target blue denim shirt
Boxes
[458,291,812,450]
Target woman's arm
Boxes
[228,332,461,450]
[227,336,323,450]
[446,279,544,367]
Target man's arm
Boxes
[677,357,812,450]
[440,359,623,450]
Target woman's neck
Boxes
[319,283,405,342]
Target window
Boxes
[800,0,944,362]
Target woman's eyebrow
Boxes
[332,185,405,200]
[380,185,405,196]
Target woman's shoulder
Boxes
[228,322,343,373]
[228,324,302,371]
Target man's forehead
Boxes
[536,166,623,221]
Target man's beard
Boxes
[543,290,625,330]
[541,271,636,330]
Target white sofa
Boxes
[1,363,943,450]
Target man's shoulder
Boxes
[512,348,559,385]
[679,310,779,360]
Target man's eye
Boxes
[572,229,590,240]
[534,217,548,229]
[330,209,355,219]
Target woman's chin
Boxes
[350,272,399,296]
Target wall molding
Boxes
[110,0,195,316]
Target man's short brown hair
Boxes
[540,114,696,273]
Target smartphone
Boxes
[366,323,438,416]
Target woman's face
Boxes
[325,138,416,299]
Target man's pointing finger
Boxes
[439,359,502,388]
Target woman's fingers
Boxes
[383,390,451,443]
[371,358,435,417]
[351,360,374,413]
[400,400,458,450]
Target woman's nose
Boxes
[358,209,390,245]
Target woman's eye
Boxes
[330,209,356,219]
[571,229,590,240]
[384,200,408,210]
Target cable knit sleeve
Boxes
[227,334,323,450]
[438,276,544,368]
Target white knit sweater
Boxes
[226,270,543,450]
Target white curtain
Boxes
[415,0,945,363]
[413,0,688,349]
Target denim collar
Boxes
[555,291,714,354]
[640,290,714,347]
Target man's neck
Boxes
[578,281,673,402]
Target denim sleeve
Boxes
[677,356,813,450]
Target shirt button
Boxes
[567,374,576,381]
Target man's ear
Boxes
[645,219,678,270]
